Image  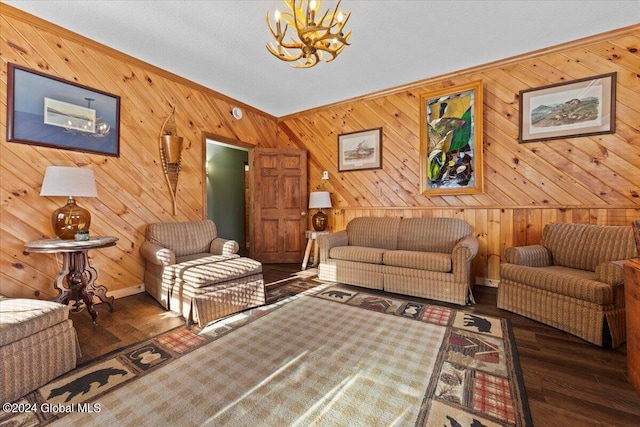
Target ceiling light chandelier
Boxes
[266,0,351,68]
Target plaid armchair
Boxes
[497,222,637,347]
[140,220,239,309]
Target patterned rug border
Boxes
[311,284,533,427]
[1,276,532,427]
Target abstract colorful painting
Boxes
[420,80,483,195]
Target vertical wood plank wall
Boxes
[277,25,640,283]
[0,5,278,298]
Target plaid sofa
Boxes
[497,222,637,347]
[318,217,478,305]
[0,297,78,403]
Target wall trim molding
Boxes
[279,23,640,121]
[476,277,499,288]
[328,206,640,212]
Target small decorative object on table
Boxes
[75,230,90,241]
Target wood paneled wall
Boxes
[277,25,640,282]
[0,5,638,299]
[0,4,278,298]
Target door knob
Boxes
[301,211,308,217]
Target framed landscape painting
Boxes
[519,72,616,143]
[419,80,483,196]
[6,63,120,157]
[338,128,382,172]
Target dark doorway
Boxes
[205,140,249,255]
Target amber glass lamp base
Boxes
[52,197,91,240]
[312,209,328,231]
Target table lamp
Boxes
[40,166,98,240]
[309,191,332,231]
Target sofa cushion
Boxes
[176,253,236,264]
[500,264,613,304]
[346,217,400,250]
[176,257,262,288]
[397,217,472,253]
[329,246,387,264]
[541,223,636,271]
[383,250,451,272]
[0,299,69,346]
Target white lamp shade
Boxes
[40,166,98,198]
[309,191,332,209]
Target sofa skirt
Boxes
[497,279,625,347]
[319,260,471,305]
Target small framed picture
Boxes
[519,72,616,143]
[337,128,382,172]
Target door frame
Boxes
[202,131,254,253]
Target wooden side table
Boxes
[25,236,118,324]
[624,258,640,398]
[302,230,330,270]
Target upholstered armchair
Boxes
[140,220,239,309]
[497,222,637,347]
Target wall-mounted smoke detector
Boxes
[231,107,243,120]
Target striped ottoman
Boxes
[169,257,265,327]
[0,297,78,403]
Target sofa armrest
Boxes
[453,235,479,262]
[504,245,552,267]
[452,235,479,282]
[318,230,349,263]
[210,238,240,256]
[140,240,176,266]
[595,260,625,286]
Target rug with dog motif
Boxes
[1,278,532,426]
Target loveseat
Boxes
[0,297,79,403]
[318,217,478,305]
[140,220,264,327]
[497,222,637,347]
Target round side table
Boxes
[25,236,118,324]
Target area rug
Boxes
[1,278,532,427]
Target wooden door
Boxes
[251,148,308,263]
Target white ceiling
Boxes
[4,1,639,117]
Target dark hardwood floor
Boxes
[71,264,640,426]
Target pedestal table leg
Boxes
[82,252,114,310]
[52,253,72,305]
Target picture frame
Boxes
[519,72,616,143]
[6,63,120,157]
[419,80,483,196]
[337,127,382,172]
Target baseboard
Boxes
[475,277,499,288]
[101,284,146,300]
